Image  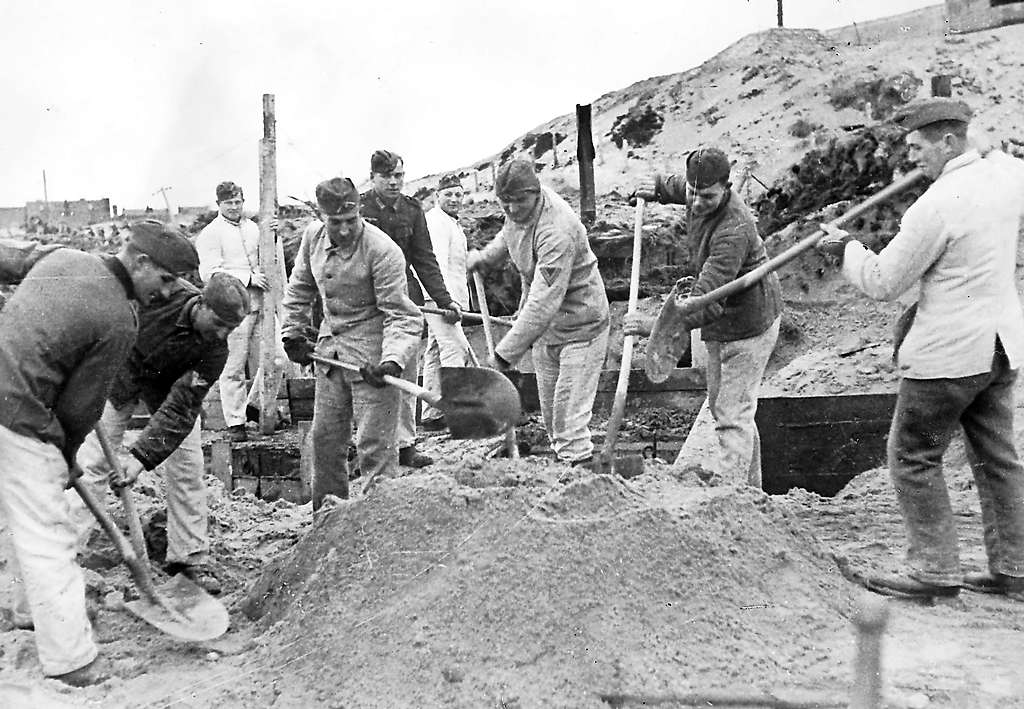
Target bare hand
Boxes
[634,176,659,201]
[250,270,269,290]
[111,457,145,489]
[816,223,853,260]
[441,304,462,325]
[267,218,279,232]
[623,313,654,337]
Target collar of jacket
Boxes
[370,191,399,211]
[101,254,137,301]
[218,213,243,228]
[938,148,980,180]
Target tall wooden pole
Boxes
[258,94,281,434]
[42,170,50,225]
[575,104,596,226]
[777,0,783,27]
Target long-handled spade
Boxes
[71,424,230,642]
[471,270,520,459]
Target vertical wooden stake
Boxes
[576,104,596,226]
[258,94,281,434]
[850,594,889,709]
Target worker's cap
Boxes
[437,172,463,191]
[494,159,541,199]
[685,147,731,189]
[202,272,249,326]
[370,149,403,175]
[315,177,360,216]
[215,181,244,202]
[127,219,199,274]
[891,97,973,132]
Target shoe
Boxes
[224,424,248,443]
[963,571,1024,600]
[245,404,260,423]
[865,573,960,599]
[420,417,447,432]
[399,446,434,468]
[571,456,594,468]
[165,561,223,595]
[52,656,111,687]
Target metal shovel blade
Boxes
[439,366,522,438]
[125,573,229,642]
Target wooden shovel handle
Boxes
[310,353,442,406]
[471,270,519,458]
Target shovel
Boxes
[74,424,230,642]
[645,169,927,383]
[471,270,520,459]
[420,305,515,326]
[310,353,521,438]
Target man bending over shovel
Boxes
[467,160,610,467]
[0,221,197,686]
[281,177,422,510]
[65,271,250,596]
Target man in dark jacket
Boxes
[67,272,249,595]
[0,220,196,685]
[360,149,461,468]
[626,148,783,487]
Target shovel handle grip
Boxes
[310,354,442,405]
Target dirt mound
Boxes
[236,467,857,707]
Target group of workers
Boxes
[2,96,1024,686]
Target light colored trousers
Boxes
[0,424,97,676]
[66,402,208,565]
[703,316,780,487]
[220,310,287,427]
[532,326,610,463]
[421,312,474,422]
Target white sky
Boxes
[0,0,939,212]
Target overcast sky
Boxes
[0,0,938,212]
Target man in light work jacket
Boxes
[195,181,284,442]
[467,160,610,466]
[0,221,196,685]
[421,172,475,430]
[66,272,249,595]
[819,98,1024,601]
[282,177,422,510]
[361,150,461,468]
[626,147,783,487]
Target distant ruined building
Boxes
[25,198,111,230]
[947,0,1024,32]
[828,1,1024,45]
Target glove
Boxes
[441,303,462,325]
[359,360,402,388]
[283,336,315,366]
[816,223,854,261]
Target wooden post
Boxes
[576,104,596,226]
[931,75,952,97]
[777,0,783,27]
[258,94,281,434]
[551,131,559,168]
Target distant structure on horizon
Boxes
[828,1,1024,44]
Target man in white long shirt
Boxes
[194,181,283,441]
[421,173,474,430]
[819,98,1024,601]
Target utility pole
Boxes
[42,169,50,225]
[153,186,174,223]
[258,93,282,434]
[777,0,783,28]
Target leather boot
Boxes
[399,446,434,468]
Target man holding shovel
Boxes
[0,221,197,685]
[467,160,609,467]
[818,98,1024,601]
[282,177,422,510]
[66,271,250,596]
[361,150,461,468]
[625,147,782,487]
[421,172,475,431]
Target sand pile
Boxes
[233,465,858,707]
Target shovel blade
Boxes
[125,573,229,642]
[646,287,692,384]
[439,366,522,438]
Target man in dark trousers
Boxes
[360,150,461,468]
[0,220,197,685]
[66,271,249,595]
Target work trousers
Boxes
[421,312,473,422]
[311,362,402,509]
[889,344,1024,585]
[0,424,97,676]
[532,326,610,463]
[67,402,208,565]
[705,316,780,487]
[219,310,287,427]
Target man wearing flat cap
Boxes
[361,150,461,468]
[467,159,610,467]
[66,271,249,595]
[420,173,475,430]
[627,147,783,488]
[195,180,283,442]
[282,177,422,509]
[818,97,1024,602]
[0,220,195,685]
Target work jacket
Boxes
[0,250,137,461]
[424,205,470,309]
[360,190,454,309]
[281,219,422,377]
[477,186,609,364]
[656,177,782,342]
[195,213,263,311]
[111,279,229,470]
